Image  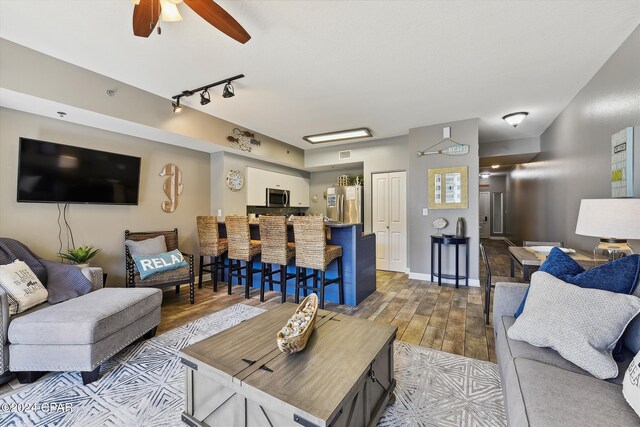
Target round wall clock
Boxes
[226,170,244,191]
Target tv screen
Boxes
[17,138,141,205]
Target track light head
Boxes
[222,82,235,98]
[172,98,182,113]
[200,89,211,105]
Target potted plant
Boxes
[58,245,101,268]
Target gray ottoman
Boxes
[8,288,162,384]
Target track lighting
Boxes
[170,74,244,111]
[222,82,235,98]
[200,89,211,105]
[502,112,529,127]
[172,98,182,113]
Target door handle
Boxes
[484,216,488,221]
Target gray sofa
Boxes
[493,282,640,426]
[0,238,162,385]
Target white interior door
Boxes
[372,171,407,272]
[388,172,407,272]
[479,191,490,238]
[373,174,389,270]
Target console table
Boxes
[430,235,469,288]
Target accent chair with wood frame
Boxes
[125,228,195,304]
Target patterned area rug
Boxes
[0,304,505,427]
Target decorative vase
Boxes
[455,217,465,237]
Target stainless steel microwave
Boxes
[266,188,290,207]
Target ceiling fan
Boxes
[131,0,251,44]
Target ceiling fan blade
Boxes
[184,0,251,44]
[133,0,160,38]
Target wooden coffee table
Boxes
[179,303,397,427]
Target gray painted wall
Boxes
[305,136,409,233]
[508,25,640,252]
[479,137,540,157]
[408,119,480,282]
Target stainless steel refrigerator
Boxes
[326,185,363,224]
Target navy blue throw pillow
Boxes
[514,249,640,317]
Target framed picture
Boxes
[428,166,468,209]
[611,127,634,198]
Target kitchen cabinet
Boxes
[289,176,310,207]
[246,167,269,206]
[246,167,310,207]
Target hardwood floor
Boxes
[160,270,497,363]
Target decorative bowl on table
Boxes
[276,293,318,353]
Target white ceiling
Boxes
[1,0,639,150]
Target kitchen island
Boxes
[217,221,376,306]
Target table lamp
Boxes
[575,198,640,260]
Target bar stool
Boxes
[292,216,344,309]
[196,216,228,292]
[259,215,296,303]
[225,215,262,299]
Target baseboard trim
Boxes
[408,272,480,287]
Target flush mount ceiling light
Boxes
[479,172,491,178]
[491,164,500,169]
[502,112,529,127]
[222,82,235,98]
[170,74,244,113]
[303,128,373,144]
[200,89,211,105]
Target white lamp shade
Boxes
[575,199,640,239]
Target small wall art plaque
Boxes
[611,127,634,198]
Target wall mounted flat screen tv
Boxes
[17,137,141,205]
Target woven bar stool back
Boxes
[259,216,295,303]
[259,216,293,265]
[196,216,228,292]
[292,216,343,309]
[225,215,261,299]
[293,216,328,271]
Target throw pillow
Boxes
[623,351,640,416]
[515,249,640,317]
[125,235,167,272]
[133,249,187,280]
[508,271,640,379]
[40,259,93,304]
[0,260,49,315]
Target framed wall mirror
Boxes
[428,166,469,209]
[492,192,503,234]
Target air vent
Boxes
[338,150,351,160]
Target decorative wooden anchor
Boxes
[160,163,183,213]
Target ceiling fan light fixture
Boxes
[303,128,373,144]
[200,89,211,105]
[131,0,140,4]
[172,98,182,113]
[159,0,183,22]
[502,112,529,128]
[222,82,235,98]
[167,0,184,4]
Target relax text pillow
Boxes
[133,249,187,280]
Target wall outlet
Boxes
[422,208,429,216]
[217,209,222,217]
